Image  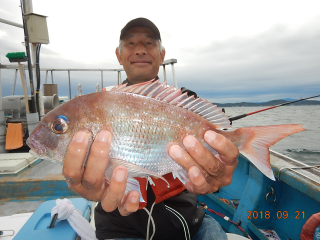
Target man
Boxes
[63,18,239,239]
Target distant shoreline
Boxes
[213,99,320,107]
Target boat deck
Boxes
[0,153,78,217]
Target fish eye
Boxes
[51,116,68,134]
[54,123,63,132]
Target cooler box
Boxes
[13,198,92,240]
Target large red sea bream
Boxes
[27,80,304,197]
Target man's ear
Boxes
[159,47,166,65]
[115,48,123,65]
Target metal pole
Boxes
[51,71,53,83]
[0,66,2,110]
[21,0,36,112]
[68,71,71,100]
[77,84,82,96]
[18,63,30,113]
[24,0,33,13]
[0,18,23,28]
[45,70,48,84]
[163,65,167,82]
[31,42,37,89]
[117,71,120,85]
[30,42,40,115]
[101,71,103,89]
[12,69,18,95]
[21,64,29,97]
[22,64,27,84]
[171,63,178,89]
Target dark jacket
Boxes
[95,187,205,240]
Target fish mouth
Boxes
[26,138,47,157]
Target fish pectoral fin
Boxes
[173,170,189,184]
[126,177,145,202]
[104,158,169,186]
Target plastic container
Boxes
[13,198,91,240]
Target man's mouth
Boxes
[131,60,151,65]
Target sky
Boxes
[1,0,320,103]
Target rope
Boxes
[51,198,96,240]
[143,202,156,240]
[165,205,191,240]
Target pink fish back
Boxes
[110,79,231,130]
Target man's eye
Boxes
[128,42,134,45]
[146,42,153,45]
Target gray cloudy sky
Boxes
[1,0,319,103]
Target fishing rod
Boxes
[198,201,253,240]
[228,94,320,123]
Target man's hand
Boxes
[62,130,140,216]
[169,130,238,195]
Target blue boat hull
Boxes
[198,151,320,240]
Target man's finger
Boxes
[169,144,215,194]
[169,143,219,182]
[204,130,239,166]
[118,191,140,216]
[182,135,224,177]
[187,166,209,195]
[82,130,111,192]
[101,166,128,212]
[63,131,89,191]
[169,145,197,170]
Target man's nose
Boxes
[135,43,147,55]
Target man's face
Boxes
[116,27,165,85]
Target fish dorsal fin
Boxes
[110,79,231,129]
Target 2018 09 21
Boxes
[247,211,305,219]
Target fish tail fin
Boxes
[234,124,305,180]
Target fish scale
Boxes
[109,115,187,175]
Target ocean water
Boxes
[223,105,320,166]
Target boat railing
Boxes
[0,58,178,100]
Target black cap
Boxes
[120,18,161,41]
